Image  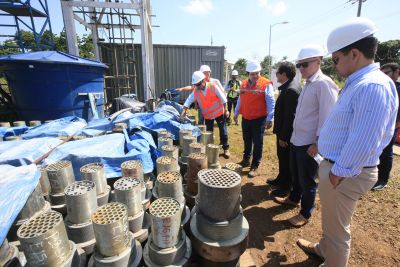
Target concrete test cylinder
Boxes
[80,163,111,206]
[114,177,148,243]
[207,144,221,169]
[143,198,191,266]
[89,202,142,267]
[7,181,51,242]
[157,137,173,150]
[64,180,98,254]
[46,160,76,214]
[190,169,249,263]
[17,210,85,267]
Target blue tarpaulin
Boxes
[0,164,40,244]
[22,116,87,140]
[0,137,63,166]
[0,125,29,141]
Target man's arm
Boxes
[176,85,193,92]
[265,84,275,128]
[281,89,299,142]
[316,81,338,136]
[180,92,195,121]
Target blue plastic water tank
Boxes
[0,51,108,122]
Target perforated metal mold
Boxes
[80,163,104,173]
[199,169,241,188]
[183,135,196,141]
[158,137,172,142]
[46,160,71,172]
[161,145,177,152]
[188,152,206,160]
[156,156,173,165]
[190,143,204,148]
[114,177,141,191]
[207,144,220,149]
[92,202,127,225]
[65,180,95,196]
[18,211,63,238]
[157,171,181,184]
[149,198,180,218]
[225,163,243,171]
[158,130,171,137]
[121,160,143,170]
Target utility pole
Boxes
[350,0,366,17]
[211,34,213,46]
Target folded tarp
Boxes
[0,125,29,141]
[43,132,155,179]
[0,164,40,244]
[21,116,87,139]
[0,137,63,166]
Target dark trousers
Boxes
[241,116,266,168]
[276,136,292,190]
[227,98,238,122]
[377,128,397,184]
[205,114,229,150]
[198,109,204,124]
[288,144,318,219]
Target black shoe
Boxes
[267,178,283,187]
[372,180,388,191]
[271,188,290,197]
[239,158,250,167]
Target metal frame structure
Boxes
[60,0,155,103]
[0,0,54,52]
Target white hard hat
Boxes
[231,70,239,76]
[199,65,211,72]
[296,44,326,61]
[192,71,206,85]
[327,17,378,54]
[246,60,262,72]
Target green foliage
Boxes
[376,40,400,65]
[260,55,272,78]
[234,58,247,76]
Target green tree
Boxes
[376,39,400,65]
[233,58,247,76]
[260,55,272,78]
[78,34,95,59]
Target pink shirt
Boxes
[290,69,339,146]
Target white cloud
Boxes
[257,0,288,16]
[180,0,214,16]
[273,1,287,16]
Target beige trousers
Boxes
[317,160,377,267]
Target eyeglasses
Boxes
[332,56,340,65]
[194,81,202,87]
[295,59,317,69]
[382,70,393,75]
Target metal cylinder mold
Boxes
[38,165,50,199]
[185,153,207,196]
[13,121,26,127]
[0,239,21,267]
[46,160,75,194]
[198,125,207,133]
[179,129,192,148]
[224,162,243,174]
[112,122,127,133]
[114,177,143,217]
[198,169,241,222]
[189,142,206,154]
[17,211,75,267]
[160,145,179,162]
[157,137,173,150]
[157,130,172,139]
[156,171,184,202]
[80,163,110,206]
[92,202,131,257]
[207,144,221,169]
[29,120,41,127]
[180,135,196,164]
[64,181,97,254]
[149,198,181,249]
[0,122,10,127]
[65,181,98,224]
[156,156,178,174]
[120,160,144,182]
[200,131,214,146]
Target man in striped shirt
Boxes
[296,17,398,267]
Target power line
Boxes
[348,0,367,16]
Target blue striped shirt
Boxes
[318,63,398,177]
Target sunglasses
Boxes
[382,70,393,75]
[194,81,202,87]
[295,59,317,69]
[332,56,340,65]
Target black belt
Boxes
[323,158,376,169]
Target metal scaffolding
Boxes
[0,0,54,52]
[60,0,155,104]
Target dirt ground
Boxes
[216,122,400,267]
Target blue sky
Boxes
[16,0,400,64]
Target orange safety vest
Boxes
[193,82,224,120]
[239,77,272,120]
